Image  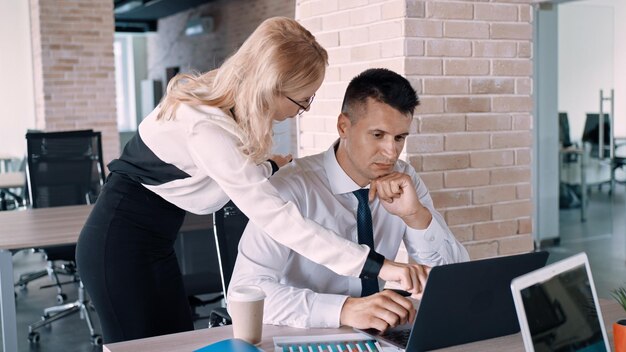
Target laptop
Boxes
[357,251,550,351]
[510,252,610,352]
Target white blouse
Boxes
[115,103,371,277]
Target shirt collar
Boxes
[323,141,367,195]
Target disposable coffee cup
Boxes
[228,285,265,345]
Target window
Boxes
[113,35,138,132]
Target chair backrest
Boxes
[582,113,611,145]
[25,130,105,208]
[558,112,573,148]
[213,200,249,299]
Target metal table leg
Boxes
[0,249,18,351]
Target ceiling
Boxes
[114,0,213,32]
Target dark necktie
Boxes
[353,189,379,297]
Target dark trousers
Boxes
[76,173,193,343]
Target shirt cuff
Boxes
[359,249,385,279]
[309,294,349,328]
[267,159,279,175]
[406,216,446,249]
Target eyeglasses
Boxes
[286,94,316,117]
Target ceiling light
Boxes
[114,0,142,15]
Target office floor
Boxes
[547,182,626,299]
[1,185,624,351]
[2,251,222,352]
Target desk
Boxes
[0,204,212,352]
[0,172,24,190]
[103,299,623,352]
[0,172,25,210]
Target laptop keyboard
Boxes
[381,329,411,346]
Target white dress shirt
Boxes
[229,144,470,329]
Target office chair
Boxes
[208,201,249,328]
[582,113,611,158]
[23,130,104,345]
[0,158,26,211]
[558,112,581,209]
[16,131,102,299]
[174,219,224,321]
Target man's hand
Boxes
[369,172,432,230]
[340,290,416,332]
[378,259,430,296]
[269,154,293,168]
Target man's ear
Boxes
[337,113,351,138]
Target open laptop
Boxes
[357,251,550,351]
[510,252,610,352]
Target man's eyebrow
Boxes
[369,129,409,137]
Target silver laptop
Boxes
[357,251,549,351]
[510,252,610,352]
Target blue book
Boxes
[193,338,263,352]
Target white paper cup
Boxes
[228,285,265,345]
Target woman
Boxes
[76,17,422,343]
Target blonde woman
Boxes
[76,17,423,343]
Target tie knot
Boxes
[352,189,369,204]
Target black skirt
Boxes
[76,172,193,343]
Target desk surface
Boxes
[0,204,212,250]
[103,299,624,352]
[0,204,213,352]
[0,172,24,189]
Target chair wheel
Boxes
[91,334,103,346]
[28,332,40,344]
[56,293,67,304]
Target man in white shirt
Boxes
[229,68,469,332]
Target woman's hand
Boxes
[270,154,293,168]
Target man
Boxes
[229,68,469,332]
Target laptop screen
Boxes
[519,263,607,352]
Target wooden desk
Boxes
[0,205,212,352]
[0,172,25,190]
[104,299,624,352]
[0,172,25,210]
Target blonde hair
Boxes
[157,17,328,163]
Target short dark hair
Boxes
[341,68,419,122]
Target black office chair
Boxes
[23,130,104,345]
[208,201,249,328]
[582,113,611,158]
[558,112,581,209]
[174,217,224,322]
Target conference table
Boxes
[0,204,213,352]
[103,299,624,352]
[0,172,24,190]
[0,172,25,210]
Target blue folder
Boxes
[193,338,263,352]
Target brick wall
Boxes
[29,0,119,166]
[297,0,535,259]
